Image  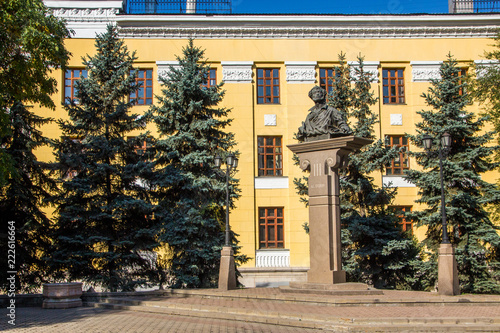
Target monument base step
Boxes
[281,282,383,296]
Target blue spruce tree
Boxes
[337,56,425,289]
[50,25,158,292]
[149,39,247,288]
[406,54,500,294]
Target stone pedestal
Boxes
[288,136,372,286]
[42,282,83,309]
[438,243,460,296]
[218,246,237,291]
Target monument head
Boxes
[308,85,327,104]
[297,86,352,142]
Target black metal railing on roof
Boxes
[451,0,500,13]
[124,0,232,14]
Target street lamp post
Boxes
[422,132,452,245]
[214,153,238,291]
[422,132,459,295]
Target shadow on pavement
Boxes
[0,306,122,331]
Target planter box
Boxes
[42,283,82,309]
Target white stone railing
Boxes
[255,250,290,268]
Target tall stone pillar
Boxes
[218,246,236,291]
[438,243,460,295]
[288,136,372,285]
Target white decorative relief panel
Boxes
[348,61,380,83]
[390,114,403,126]
[222,61,253,83]
[156,61,180,80]
[256,250,290,268]
[264,114,277,126]
[411,61,442,82]
[285,61,317,83]
[474,60,500,78]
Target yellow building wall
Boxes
[34,32,499,270]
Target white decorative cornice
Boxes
[285,61,316,84]
[156,61,180,80]
[45,1,123,9]
[50,7,119,18]
[116,25,500,40]
[41,6,500,39]
[221,61,253,83]
[44,1,122,38]
[348,61,380,83]
[411,61,443,82]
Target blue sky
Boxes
[232,0,449,14]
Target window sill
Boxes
[382,175,415,188]
[255,177,288,189]
[255,249,290,268]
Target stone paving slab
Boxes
[0,307,324,333]
[2,288,500,332]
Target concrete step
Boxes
[281,285,384,296]
[86,295,500,332]
[105,288,500,308]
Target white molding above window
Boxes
[255,177,289,189]
[411,61,443,82]
[156,61,180,80]
[474,60,500,78]
[348,61,380,83]
[222,61,254,83]
[383,176,416,188]
[285,61,317,84]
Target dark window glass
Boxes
[64,69,88,103]
[257,68,280,104]
[385,135,410,175]
[391,206,413,233]
[259,207,284,249]
[257,136,283,176]
[383,68,405,104]
[131,69,153,105]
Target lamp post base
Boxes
[218,246,236,291]
[438,243,460,296]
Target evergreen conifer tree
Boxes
[0,102,58,292]
[294,54,425,289]
[0,0,70,292]
[406,54,500,294]
[149,39,247,288]
[338,56,424,289]
[0,0,70,185]
[50,25,158,292]
[470,31,500,162]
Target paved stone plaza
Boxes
[0,306,319,333]
[2,288,500,332]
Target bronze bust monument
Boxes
[297,86,352,142]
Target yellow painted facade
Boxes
[41,1,500,286]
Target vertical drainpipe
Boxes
[186,0,196,13]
